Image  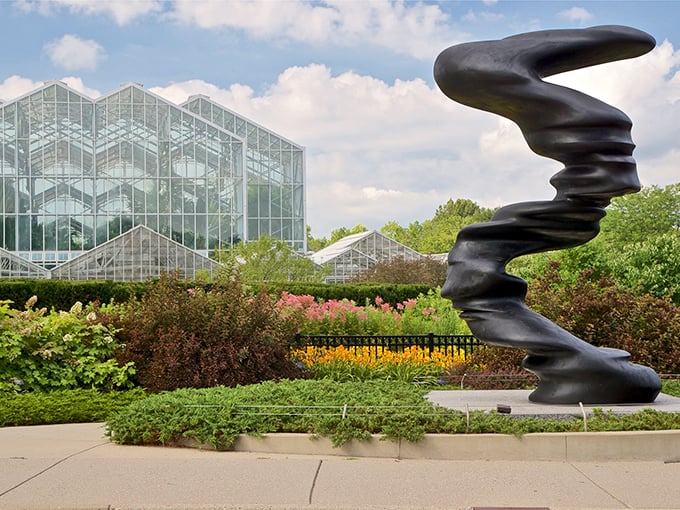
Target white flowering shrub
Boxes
[0,297,135,392]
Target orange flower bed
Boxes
[293,345,466,371]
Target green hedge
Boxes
[0,279,434,310]
[253,282,435,304]
[0,388,147,426]
[0,279,145,310]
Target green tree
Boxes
[381,198,495,253]
[600,183,680,248]
[381,220,423,250]
[216,235,328,283]
[609,232,680,303]
[328,224,368,244]
[510,183,680,303]
[306,225,329,252]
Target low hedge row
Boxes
[0,279,145,310]
[0,279,434,311]
[0,388,147,426]
[252,282,434,305]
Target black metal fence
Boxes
[294,333,481,359]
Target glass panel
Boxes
[0,84,304,276]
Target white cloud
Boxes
[150,40,680,238]
[150,65,539,237]
[4,32,679,241]
[44,34,106,71]
[0,76,43,102]
[169,0,465,60]
[558,7,593,24]
[461,9,504,23]
[58,77,101,98]
[14,0,163,25]
[545,40,680,160]
[0,75,101,102]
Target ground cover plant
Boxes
[0,388,147,426]
[664,379,680,397]
[106,379,680,450]
[3,380,678,429]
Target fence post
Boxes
[428,332,434,354]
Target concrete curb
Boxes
[174,429,680,462]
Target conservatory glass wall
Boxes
[183,95,306,252]
[0,81,306,280]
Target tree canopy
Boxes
[380,198,495,253]
[509,183,680,303]
[216,235,328,283]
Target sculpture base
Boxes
[523,347,662,405]
[427,389,680,416]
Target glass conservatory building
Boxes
[0,81,305,280]
[310,230,422,283]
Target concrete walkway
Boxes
[1,422,680,510]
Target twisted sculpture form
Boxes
[434,25,662,404]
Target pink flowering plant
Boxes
[397,289,471,335]
[277,288,469,336]
[276,293,402,335]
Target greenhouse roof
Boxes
[309,230,378,265]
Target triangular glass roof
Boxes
[310,230,377,264]
[50,225,221,281]
[0,248,50,279]
[310,230,423,283]
[182,95,302,150]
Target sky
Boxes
[0,1,679,239]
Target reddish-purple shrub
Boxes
[100,273,304,392]
[527,262,680,374]
[349,256,447,287]
[440,261,680,386]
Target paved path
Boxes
[1,422,679,510]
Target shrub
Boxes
[397,289,471,335]
[0,298,135,392]
[101,273,304,392]
[0,388,147,426]
[350,257,447,287]
[526,263,680,374]
[277,289,469,336]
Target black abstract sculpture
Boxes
[434,25,662,404]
